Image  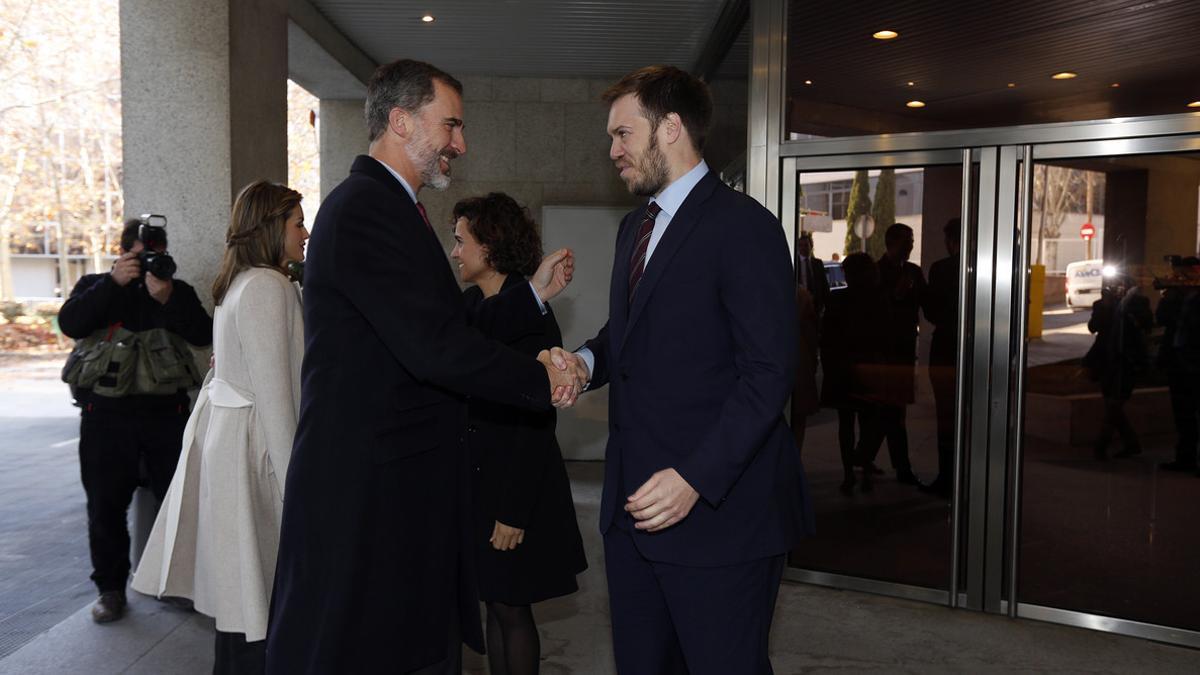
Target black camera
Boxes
[137,214,177,280]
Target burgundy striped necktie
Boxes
[628,201,662,305]
[415,202,433,232]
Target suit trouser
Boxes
[929,363,957,484]
[604,522,784,675]
[1167,371,1199,465]
[78,407,187,592]
[858,404,911,474]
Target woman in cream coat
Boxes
[133,181,307,674]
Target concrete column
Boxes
[120,0,288,564]
[318,99,367,201]
[121,0,288,309]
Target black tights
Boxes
[485,601,539,675]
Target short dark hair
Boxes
[452,193,543,277]
[943,217,962,244]
[365,59,463,142]
[602,65,713,153]
[841,252,877,289]
[885,222,914,246]
[120,219,141,252]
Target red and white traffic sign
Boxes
[1080,222,1096,240]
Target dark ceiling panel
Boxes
[786,0,1200,131]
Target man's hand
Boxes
[145,272,173,305]
[537,348,588,408]
[530,248,575,302]
[490,521,525,551]
[626,468,700,532]
[110,252,141,287]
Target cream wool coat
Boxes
[132,267,303,641]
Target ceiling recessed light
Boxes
[1110,83,1120,88]
[421,14,435,23]
[906,100,926,108]
[1051,71,1077,80]
[1007,82,1016,88]
[906,81,915,86]
[873,30,899,40]
[1188,101,1200,108]
[804,79,813,85]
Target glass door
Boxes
[1010,135,1200,647]
[782,149,972,601]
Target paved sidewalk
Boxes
[2,461,1198,674]
[0,353,92,660]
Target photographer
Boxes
[58,217,212,624]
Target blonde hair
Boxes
[212,181,303,305]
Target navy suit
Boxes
[582,170,813,673]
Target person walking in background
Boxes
[1156,256,1200,473]
[795,232,830,317]
[865,223,926,486]
[921,218,961,498]
[820,252,886,495]
[1084,273,1153,459]
[451,192,587,675]
[792,286,821,454]
[133,181,308,674]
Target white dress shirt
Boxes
[577,159,710,377]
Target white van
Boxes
[1065,259,1105,308]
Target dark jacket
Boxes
[266,156,551,674]
[926,254,959,367]
[58,272,212,411]
[1085,289,1153,399]
[463,275,587,605]
[820,286,886,408]
[796,254,830,315]
[582,170,813,567]
[877,254,927,405]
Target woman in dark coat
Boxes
[820,252,886,494]
[451,193,587,675]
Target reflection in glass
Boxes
[790,165,963,589]
[1019,151,1200,632]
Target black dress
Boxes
[463,275,588,605]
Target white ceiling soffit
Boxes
[288,20,368,99]
[307,0,729,78]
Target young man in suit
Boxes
[549,66,813,674]
[796,231,831,316]
[266,60,584,675]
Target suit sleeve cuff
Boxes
[528,282,548,315]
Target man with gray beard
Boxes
[266,59,584,674]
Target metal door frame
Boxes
[776,134,1200,649]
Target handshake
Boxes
[537,347,590,409]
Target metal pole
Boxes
[1007,146,1036,618]
[949,148,973,608]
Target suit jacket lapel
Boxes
[621,171,719,349]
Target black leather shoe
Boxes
[863,462,885,475]
[91,591,126,624]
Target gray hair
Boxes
[364,59,463,142]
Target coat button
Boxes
[467,425,478,433]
